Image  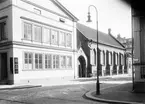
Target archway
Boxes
[78,56,86,77]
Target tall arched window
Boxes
[91,49,96,65]
[94,49,96,65]
[103,51,105,65]
[116,53,118,65]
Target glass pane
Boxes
[34,25,42,42]
[43,28,50,43]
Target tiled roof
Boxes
[77,23,125,49]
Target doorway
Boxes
[78,56,86,77]
[0,53,8,81]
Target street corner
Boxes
[85,90,143,104]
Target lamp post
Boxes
[87,5,100,95]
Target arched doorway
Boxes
[78,56,86,77]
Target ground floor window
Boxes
[23,52,72,70]
[45,54,52,69]
[60,56,66,68]
[35,53,43,69]
[67,56,72,68]
[24,52,33,70]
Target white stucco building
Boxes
[0,0,78,84]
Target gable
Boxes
[24,0,78,21]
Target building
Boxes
[122,0,145,92]
[116,34,132,54]
[0,0,78,84]
[116,34,132,75]
[77,23,128,78]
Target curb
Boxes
[85,90,143,104]
[0,85,42,90]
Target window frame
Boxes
[0,19,7,41]
[24,52,33,70]
[23,22,32,41]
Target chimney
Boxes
[108,28,111,35]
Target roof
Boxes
[51,0,79,22]
[77,23,125,49]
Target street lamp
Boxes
[87,5,100,95]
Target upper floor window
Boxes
[24,22,32,40]
[51,30,58,45]
[34,25,42,42]
[59,31,66,46]
[66,33,72,47]
[43,28,50,43]
[0,21,7,41]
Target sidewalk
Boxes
[0,74,131,90]
[85,82,145,104]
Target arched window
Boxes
[94,49,96,65]
[109,52,112,65]
[100,50,105,65]
[116,53,118,65]
[91,49,96,65]
[103,51,105,65]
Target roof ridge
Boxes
[109,33,126,49]
[77,23,109,36]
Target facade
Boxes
[122,0,145,92]
[131,1,145,92]
[0,0,78,84]
[116,34,132,75]
[77,23,128,78]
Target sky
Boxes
[58,0,131,38]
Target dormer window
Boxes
[59,18,65,23]
[34,8,41,14]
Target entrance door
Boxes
[0,53,8,81]
[78,56,86,77]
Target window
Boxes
[43,28,50,43]
[24,52,33,70]
[53,55,59,69]
[141,67,145,79]
[45,54,52,69]
[34,25,42,42]
[24,22,32,40]
[35,53,43,69]
[0,21,7,40]
[116,53,118,65]
[51,30,58,45]
[91,49,96,65]
[101,51,105,65]
[60,56,66,68]
[66,56,72,68]
[103,51,105,65]
[59,32,66,46]
[66,33,72,47]
[34,8,41,14]
[121,54,124,65]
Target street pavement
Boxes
[0,75,132,104]
[0,83,118,104]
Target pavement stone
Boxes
[85,83,145,104]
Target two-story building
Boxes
[0,0,78,84]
